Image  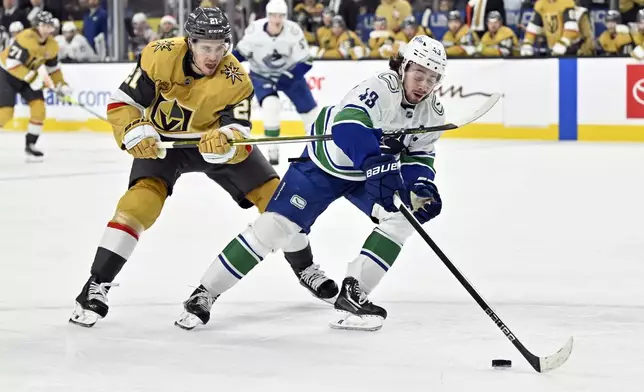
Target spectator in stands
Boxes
[466,0,506,37]
[0,25,8,50]
[7,19,22,47]
[328,0,369,31]
[315,7,334,47]
[475,11,518,56]
[56,21,98,62]
[367,15,395,58]
[157,14,178,39]
[315,14,368,58]
[375,0,412,33]
[597,10,633,55]
[394,15,432,53]
[441,10,479,57]
[82,0,107,59]
[129,12,155,60]
[619,0,644,24]
[632,9,644,59]
[0,0,29,31]
[296,11,317,45]
[295,0,324,31]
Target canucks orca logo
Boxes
[150,95,194,132]
[262,49,287,69]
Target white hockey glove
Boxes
[462,45,476,56]
[56,82,73,97]
[199,124,251,164]
[633,45,644,60]
[520,44,534,57]
[551,42,567,56]
[122,119,166,159]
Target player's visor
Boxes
[192,39,230,57]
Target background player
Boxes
[68,7,338,328]
[520,0,580,56]
[176,35,446,332]
[0,11,71,160]
[233,0,318,165]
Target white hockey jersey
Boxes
[55,34,98,62]
[307,70,445,181]
[236,18,309,78]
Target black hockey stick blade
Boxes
[157,93,502,149]
[392,194,573,373]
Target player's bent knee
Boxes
[378,213,414,245]
[261,95,281,129]
[250,212,303,252]
[245,177,280,213]
[28,100,46,123]
[114,177,168,231]
[0,107,14,127]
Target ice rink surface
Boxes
[1,132,643,391]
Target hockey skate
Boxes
[329,277,387,331]
[175,285,219,330]
[69,276,119,327]
[25,143,44,162]
[293,263,338,304]
[267,145,279,165]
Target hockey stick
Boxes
[392,194,573,373]
[56,92,108,122]
[156,93,502,149]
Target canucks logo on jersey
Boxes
[262,49,287,69]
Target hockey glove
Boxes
[362,154,405,213]
[407,179,442,224]
[199,124,252,164]
[122,119,166,159]
[56,82,73,97]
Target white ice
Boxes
[1,132,643,391]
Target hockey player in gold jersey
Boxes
[317,15,368,59]
[0,11,70,160]
[68,7,337,328]
[368,16,396,59]
[598,11,633,56]
[631,10,644,60]
[571,4,595,56]
[441,10,479,57]
[394,16,433,53]
[476,11,518,57]
[520,0,580,56]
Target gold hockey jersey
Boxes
[598,25,633,55]
[106,37,253,148]
[573,7,595,56]
[368,30,396,58]
[477,26,518,57]
[0,27,65,86]
[316,26,332,48]
[524,0,580,50]
[442,25,479,56]
[319,30,368,59]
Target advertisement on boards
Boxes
[626,64,644,119]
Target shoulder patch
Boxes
[152,39,175,52]
[431,94,444,116]
[377,72,400,93]
[221,61,245,85]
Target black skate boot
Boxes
[268,145,279,165]
[175,285,219,330]
[25,134,44,162]
[69,275,119,327]
[293,263,338,303]
[330,277,387,331]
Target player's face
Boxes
[403,25,415,37]
[331,25,343,36]
[192,39,229,76]
[606,21,617,32]
[487,19,501,33]
[37,23,56,38]
[448,20,461,32]
[404,63,442,104]
[161,21,174,32]
[268,13,286,30]
[322,14,332,25]
[374,20,385,31]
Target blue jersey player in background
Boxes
[233,0,319,165]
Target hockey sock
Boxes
[284,243,314,273]
[346,227,402,294]
[90,221,139,283]
[265,127,280,137]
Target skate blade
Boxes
[25,155,44,163]
[329,311,383,332]
[174,311,203,331]
[68,305,100,328]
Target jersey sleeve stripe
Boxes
[334,106,373,128]
[107,102,130,111]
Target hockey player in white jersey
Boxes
[233,0,318,165]
[176,35,446,332]
[56,22,98,62]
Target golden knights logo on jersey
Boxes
[545,13,559,34]
[150,94,194,132]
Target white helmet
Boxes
[402,35,447,79]
[62,21,77,34]
[132,12,147,25]
[160,15,177,26]
[9,21,24,34]
[266,0,288,15]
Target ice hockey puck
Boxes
[492,359,512,368]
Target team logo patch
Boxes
[152,40,175,52]
[378,72,400,93]
[431,95,444,116]
[222,62,243,85]
[290,195,307,210]
[150,94,194,132]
